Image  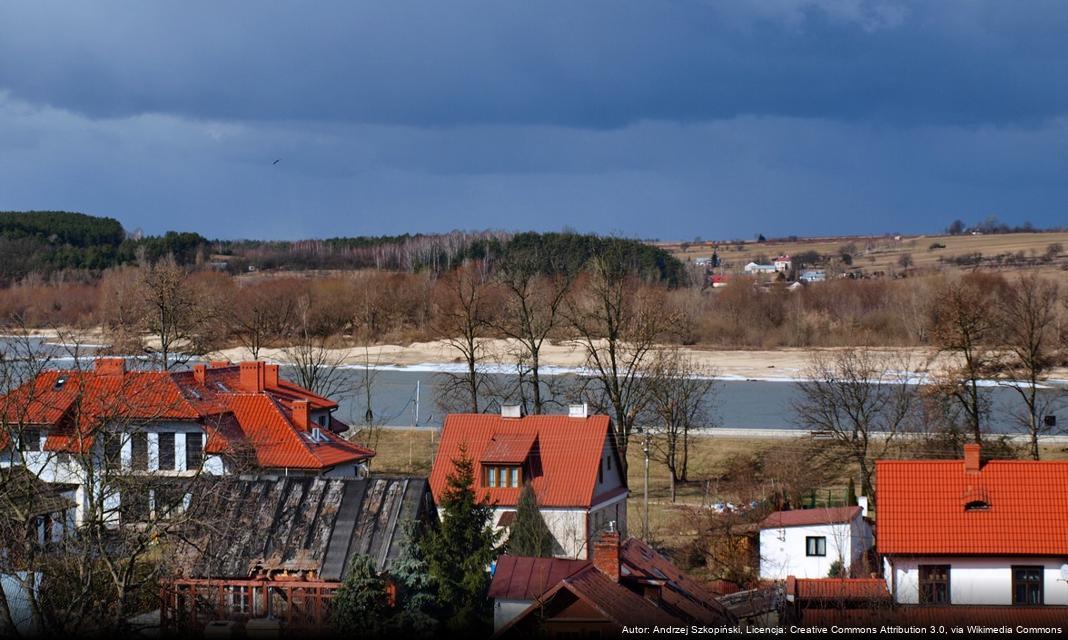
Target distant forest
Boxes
[0,211,685,285]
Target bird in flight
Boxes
[272,158,281,165]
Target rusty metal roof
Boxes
[174,475,434,580]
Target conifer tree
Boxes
[331,555,389,635]
[421,446,501,632]
[507,483,554,557]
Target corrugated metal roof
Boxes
[174,476,434,580]
[430,414,622,508]
[876,456,1068,555]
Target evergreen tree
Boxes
[846,478,858,506]
[386,521,439,637]
[507,483,554,557]
[331,555,390,635]
[421,446,501,633]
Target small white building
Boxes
[759,506,873,581]
[799,269,826,283]
[744,262,778,275]
[773,255,792,273]
[877,444,1068,607]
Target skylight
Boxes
[54,376,67,390]
[964,500,991,511]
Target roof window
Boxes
[54,376,67,390]
[964,500,990,511]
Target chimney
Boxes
[592,525,620,583]
[292,399,310,431]
[264,363,280,389]
[238,361,265,392]
[501,404,523,419]
[568,403,589,419]
[192,364,207,385]
[964,443,981,474]
[94,358,126,377]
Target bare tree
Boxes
[793,350,916,507]
[139,256,218,370]
[281,295,351,399]
[929,275,1002,444]
[643,348,717,501]
[0,325,237,636]
[567,249,673,472]
[432,260,496,414]
[229,280,298,359]
[493,250,576,414]
[996,274,1063,459]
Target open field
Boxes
[662,231,1068,280]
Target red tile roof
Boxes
[787,577,890,602]
[0,359,373,470]
[802,606,1068,626]
[430,413,624,508]
[876,451,1068,555]
[489,556,590,600]
[761,506,861,529]
[481,432,538,464]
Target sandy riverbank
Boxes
[18,329,1068,382]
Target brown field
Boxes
[662,231,1068,281]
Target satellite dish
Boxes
[1060,564,1068,580]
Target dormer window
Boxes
[484,465,521,488]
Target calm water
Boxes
[3,338,1064,433]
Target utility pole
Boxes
[643,429,650,540]
[414,380,420,426]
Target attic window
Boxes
[54,376,67,390]
[964,500,991,511]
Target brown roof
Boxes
[545,564,680,626]
[802,606,1068,626]
[787,577,890,603]
[620,538,735,624]
[761,506,861,529]
[489,556,590,600]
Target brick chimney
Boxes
[592,526,621,583]
[964,443,981,474]
[94,358,126,377]
[209,360,232,369]
[238,361,265,392]
[292,399,310,431]
[264,363,280,389]
[192,364,207,385]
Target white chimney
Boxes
[568,403,589,419]
[501,405,523,419]
[857,496,869,518]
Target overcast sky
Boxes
[1,1,1066,240]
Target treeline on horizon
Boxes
[0,210,684,285]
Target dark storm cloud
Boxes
[2,1,1068,128]
[1,1,1067,239]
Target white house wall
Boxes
[494,598,532,632]
[760,519,873,580]
[886,556,1068,606]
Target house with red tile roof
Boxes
[490,529,734,636]
[429,407,627,559]
[1,358,374,522]
[759,506,873,580]
[877,443,1068,607]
